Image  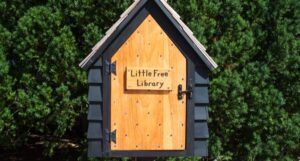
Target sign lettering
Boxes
[126,67,172,90]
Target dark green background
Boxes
[0,0,299,160]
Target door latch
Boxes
[178,84,193,100]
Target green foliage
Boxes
[171,0,300,160]
[0,0,299,160]
[0,24,16,147]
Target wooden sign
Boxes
[126,67,172,90]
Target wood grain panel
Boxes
[110,15,186,150]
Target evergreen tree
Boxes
[0,0,299,160]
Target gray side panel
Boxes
[88,69,102,84]
[195,106,209,121]
[194,87,209,104]
[194,122,209,139]
[195,66,209,84]
[87,122,103,139]
[88,104,103,121]
[88,140,103,157]
[88,59,104,157]
[88,86,102,102]
[194,67,209,156]
[194,140,208,156]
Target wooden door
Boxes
[110,15,187,151]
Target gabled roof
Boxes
[79,0,218,70]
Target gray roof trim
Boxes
[79,0,218,70]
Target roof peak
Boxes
[79,0,218,70]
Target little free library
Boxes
[79,0,218,158]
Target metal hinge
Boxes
[105,60,116,75]
[105,129,116,143]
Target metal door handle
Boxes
[178,84,193,100]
